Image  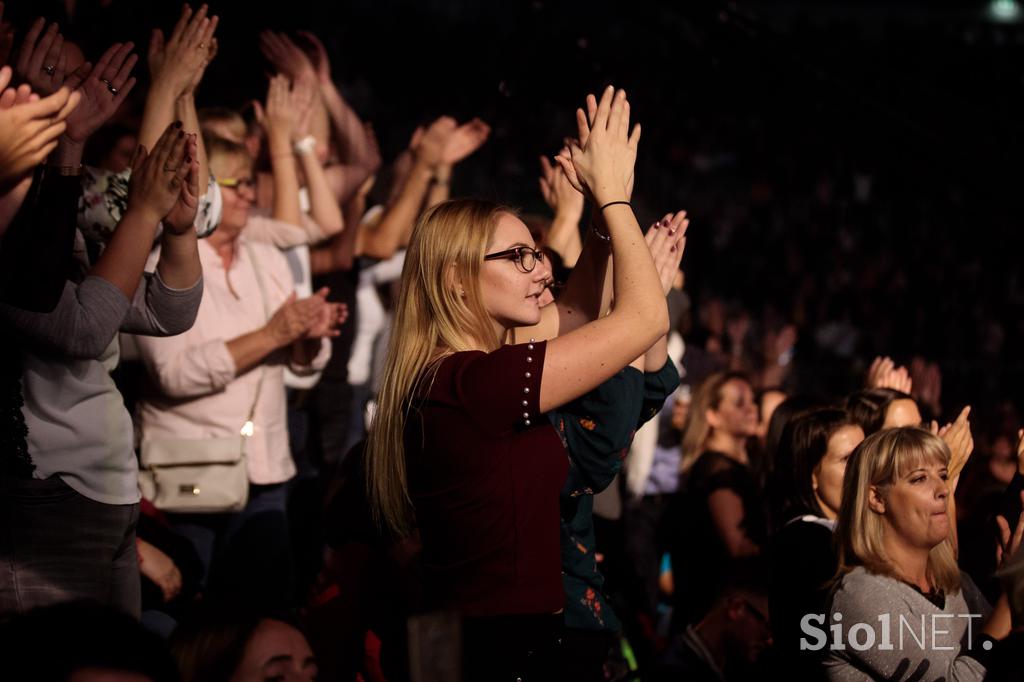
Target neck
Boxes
[705,431,748,464]
[882,527,932,591]
[814,493,838,521]
[205,227,241,269]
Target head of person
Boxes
[697,561,773,669]
[367,199,548,534]
[206,135,256,239]
[84,123,138,174]
[846,388,922,435]
[171,610,317,682]
[681,371,758,470]
[0,601,177,682]
[774,408,864,524]
[835,427,959,594]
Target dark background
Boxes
[8,0,1024,420]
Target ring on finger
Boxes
[43,64,56,75]
[162,164,177,173]
[198,42,205,49]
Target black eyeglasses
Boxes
[483,246,546,273]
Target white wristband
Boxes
[293,135,317,156]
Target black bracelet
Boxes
[599,200,631,212]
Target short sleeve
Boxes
[439,340,546,434]
[638,358,681,428]
[553,367,645,493]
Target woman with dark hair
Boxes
[845,387,921,436]
[768,408,863,678]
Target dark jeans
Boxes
[0,476,140,617]
[169,482,293,612]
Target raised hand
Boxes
[938,405,973,488]
[296,30,331,84]
[253,74,295,139]
[0,74,80,187]
[163,133,199,234]
[14,17,67,96]
[441,117,491,165]
[539,151,584,217]
[126,121,190,223]
[645,211,689,295]
[258,31,316,83]
[866,356,913,393]
[290,74,317,142]
[62,42,138,144]
[415,116,457,168]
[995,491,1024,568]
[148,3,219,98]
[555,85,640,205]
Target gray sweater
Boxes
[822,566,990,681]
[3,272,202,505]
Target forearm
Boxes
[360,161,433,259]
[268,132,302,226]
[642,334,669,375]
[603,204,669,334]
[556,227,612,333]
[424,164,451,209]
[139,85,178,151]
[310,195,361,275]
[298,150,343,238]
[545,209,584,268]
[175,95,209,190]
[226,326,283,375]
[320,82,379,169]
[90,208,161,299]
[156,230,202,289]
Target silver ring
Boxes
[198,42,205,49]
[43,64,55,75]
[108,85,118,96]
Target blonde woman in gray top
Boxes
[822,428,1021,681]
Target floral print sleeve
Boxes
[78,167,221,248]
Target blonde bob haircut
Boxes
[366,198,515,536]
[834,427,961,595]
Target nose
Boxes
[534,251,552,281]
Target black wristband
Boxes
[599,200,631,212]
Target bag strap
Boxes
[241,240,272,433]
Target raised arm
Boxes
[253,74,302,227]
[358,118,451,259]
[538,152,584,267]
[291,75,343,238]
[424,117,491,209]
[140,4,218,152]
[537,86,668,413]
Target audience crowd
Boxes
[1,2,1024,681]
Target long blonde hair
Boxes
[680,371,750,472]
[835,427,961,594]
[366,199,511,536]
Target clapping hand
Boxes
[441,117,491,165]
[63,42,138,145]
[539,151,584,218]
[645,211,689,295]
[555,85,641,206]
[995,491,1024,568]
[126,121,191,224]
[938,405,973,491]
[0,67,80,188]
[163,133,200,235]
[253,74,295,140]
[866,356,913,394]
[148,4,219,98]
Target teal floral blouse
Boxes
[550,358,680,631]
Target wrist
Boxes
[433,164,452,184]
[261,324,289,349]
[294,135,317,156]
[122,204,165,229]
[50,138,85,167]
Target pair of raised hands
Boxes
[148,3,219,98]
[264,287,348,348]
[554,85,641,207]
[128,121,201,234]
[409,115,492,171]
[253,73,317,144]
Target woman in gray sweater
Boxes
[822,427,1016,681]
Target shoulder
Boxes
[830,567,902,617]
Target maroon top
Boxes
[405,340,568,617]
